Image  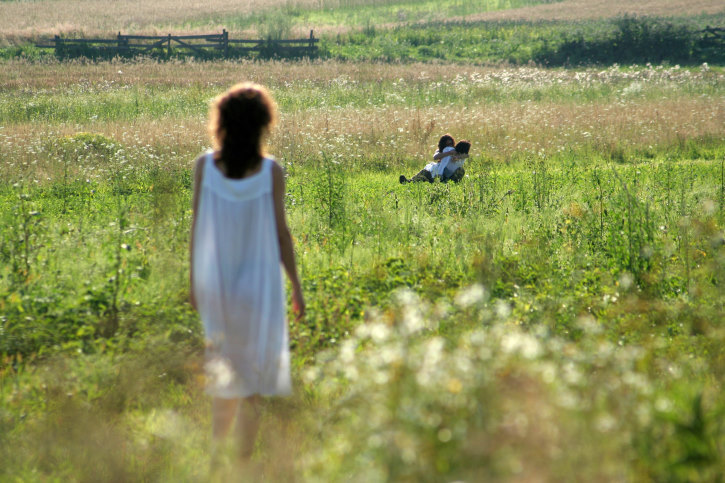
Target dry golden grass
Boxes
[2,0,723,43]
[367,0,725,34]
[2,61,722,181]
[0,0,379,42]
[0,59,475,89]
[2,61,723,159]
[459,0,725,23]
[0,0,306,42]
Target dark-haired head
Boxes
[455,140,471,154]
[208,82,277,178]
[438,134,455,152]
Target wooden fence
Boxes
[701,26,725,46]
[36,30,319,59]
[696,26,725,60]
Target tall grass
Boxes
[2,0,722,43]
[200,0,561,34]
[2,154,724,479]
[1,60,724,479]
[323,14,725,65]
[0,0,561,41]
[1,62,723,173]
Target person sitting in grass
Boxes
[399,134,468,184]
[441,140,471,183]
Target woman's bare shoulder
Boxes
[193,151,214,186]
[195,151,213,169]
[269,158,285,176]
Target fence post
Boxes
[223,29,229,57]
[167,34,172,57]
[309,30,314,56]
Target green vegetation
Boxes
[3,142,724,480]
[2,62,723,125]
[184,0,561,32]
[5,2,724,66]
[2,136,724,360]
[324,15,725,65]
[1,60,724,478]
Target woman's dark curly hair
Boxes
[208,82,277,178]
[438,134,455,152]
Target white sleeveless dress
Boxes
[192,152,291,398]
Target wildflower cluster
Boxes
[301,286,723,480]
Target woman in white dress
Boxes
[190,82,304,462]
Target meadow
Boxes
[1,56,724,480]
[3,0,724,66]
[2,0,725,479]
[2,0,723,42]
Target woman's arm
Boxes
[433,147,457,176]
[189,154,205,311]
[436,156,451,177]
[272,161,305,320]
[433,150,460,161]
[434,152,469,162]
[433,145,466,161]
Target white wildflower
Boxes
[501,331,542,360]
[495,300,511,318]
[595,414,616,433]
[205,356,234,389]
[340,339,356,363]
[455,284,486,308]
[369,323,390,343]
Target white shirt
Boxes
[446,155,465,174]
[425,146,455,178]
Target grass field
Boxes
[3,0,723,66]
[2,0,725,480]
[2,57,724,479]
[0,0,559,41]
[2,0,723,41]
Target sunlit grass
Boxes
[0,0,558,41]
[1,62,723,180]
[1,58,724,480]
[183,0,557,33]
[2,0,723,43]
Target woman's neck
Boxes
[214,153,263,179]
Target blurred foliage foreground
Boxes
[1,133,725,480]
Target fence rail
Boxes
[697,26,725,56]
[702,26,725,41]
[36,30,319,59]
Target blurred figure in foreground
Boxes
[190,82,304,465]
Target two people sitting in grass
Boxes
[400,134,471,184]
